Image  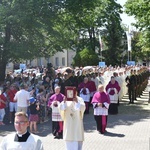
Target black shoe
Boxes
[54,132,63,139]
[54,136,60,139]
[98,130,104,134]
[58,132,63,139]
[84,110,89,114]
[54,132,60,139]
[53,130,57,136]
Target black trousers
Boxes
[94,115,108,134]
[128,85,135,103]
[52,121,59,136]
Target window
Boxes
[55,57,59,66]
[62,57,65,66]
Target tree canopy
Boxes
[0,0,62,80]
[0,0,124,81]
[125,0,150,55]
[72,48,99,67]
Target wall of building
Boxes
[6,49,76,72]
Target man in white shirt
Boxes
[14,83,30,113]
[91,73,99,89]
[97,72,105,86]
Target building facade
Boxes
[6,49,76,73]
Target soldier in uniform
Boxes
[137,69,142,97]
[125,69,136,104]
[133,70,138,100]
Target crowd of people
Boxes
[0,64,149,150]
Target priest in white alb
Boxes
[58,88,85,150]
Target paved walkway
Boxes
[0,85,150,150]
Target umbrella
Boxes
[60,67,73,74]
[82,66,93,71]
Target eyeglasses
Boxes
[14,121,27,125]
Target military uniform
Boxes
[125,70,136,104]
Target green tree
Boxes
[130,31,142,62]
[125,0,150,58]
[0,0,62,81]
[102,1,123,66]
[0,0,124,81]
[59,0,123,66]
[72,48,99,67]
[56,0,123,52]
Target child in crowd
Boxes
[28,97,40,133]
[36,87,47,123]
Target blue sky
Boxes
[116,0,136,26]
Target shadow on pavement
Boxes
[104,131,125,137]
[84,91,150,132]
[107,97,150,128]
[37,120,52,137]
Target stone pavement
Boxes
[0,85,150,150]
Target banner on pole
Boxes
[126,31,132,51]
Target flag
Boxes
[99,33,103,51]
[126,31,132,51]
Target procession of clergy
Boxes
[0,64,149,150]
[77,65,149,103]
[0,64,149,126]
